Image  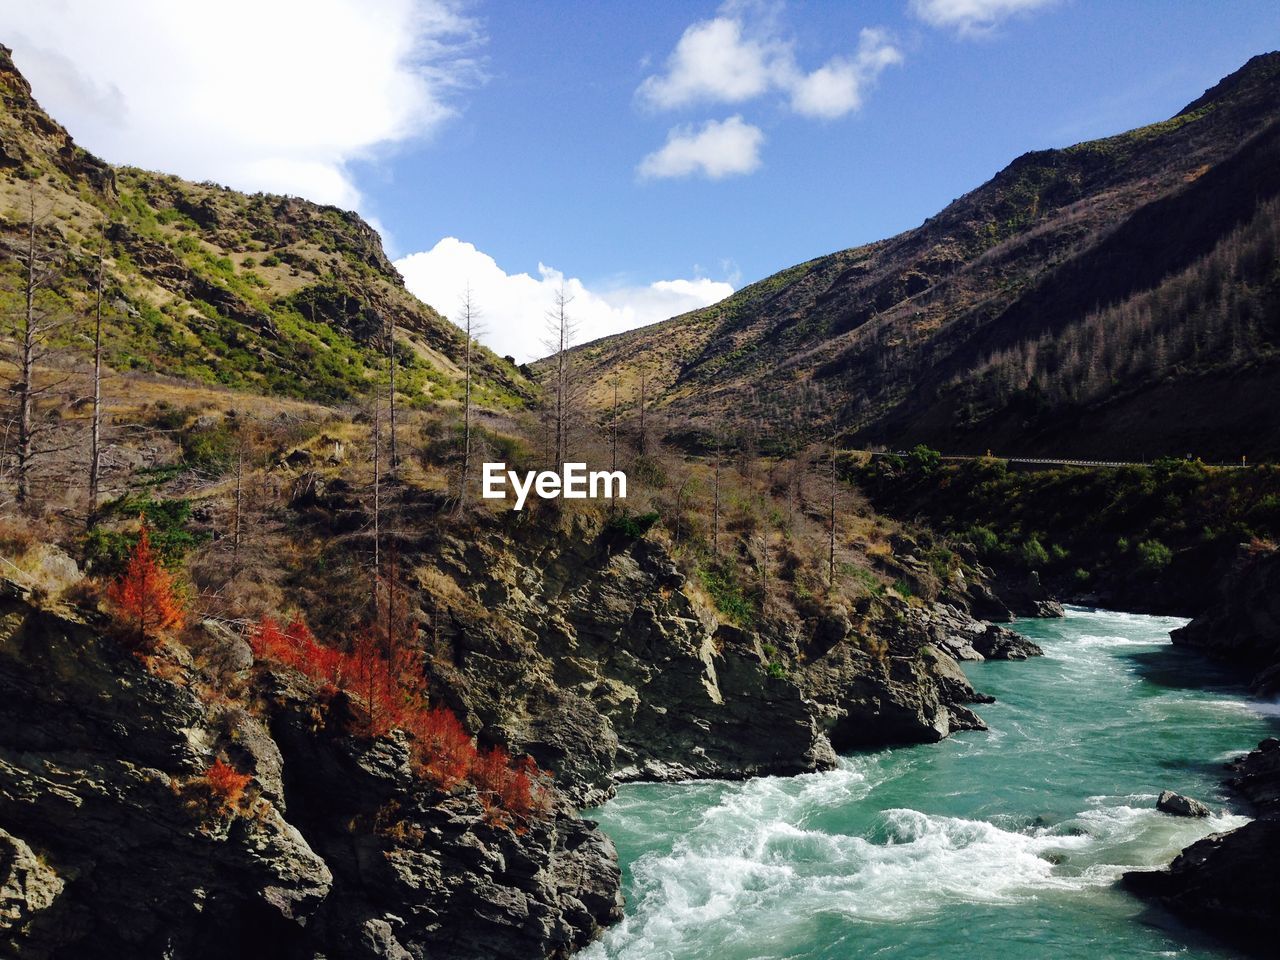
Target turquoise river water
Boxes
[582,607,1280,960]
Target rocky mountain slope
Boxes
[0,44,529,408]
[334,503,1040,807]
[0,491,1037,957]
[568,53,1280,461]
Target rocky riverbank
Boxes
[1123,738,1280,955]
[403,506,1040,803]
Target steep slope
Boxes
[0,44,529,408]
[570,53,1280,461]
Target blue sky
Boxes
[3,1,1279,359]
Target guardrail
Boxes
[859,451,1251,469]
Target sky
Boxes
[1,0,1278,360]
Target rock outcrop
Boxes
[1171,542,1280,694]
[0,582,621,959]
[414,509,1006,803]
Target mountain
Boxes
[568,53,1280,461]
[0,44,529,408]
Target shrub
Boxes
[963,525,1000,555]
[908,444,942,476]
[1020,536,1050,568]
[699,562,756,623]
[1136,539,1173,572]
[605,510,660,539]
[203,759,252,812]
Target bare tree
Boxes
[637,363,650,455]
[456,285,485,508]
[371,400,382,575]
[88,217,107,522]
[542,285,578,467]
[6,189,74,510]
[609,374,620,473]
[711,438,722,557]
[827,440,838,590]
[754,532,771,617]
[385,314,398,471]
[232,442,244,563]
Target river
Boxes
[583,607,1280,959]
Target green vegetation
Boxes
[857,455,1280,611]
[698,560,756,624]
[605,510,661,539]
[84,496,208,573]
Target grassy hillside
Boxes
[0,44,530,409]
[567,52,1280,461]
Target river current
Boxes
[583,607,1280,960]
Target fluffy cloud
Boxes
[788,29,904,118]
[0,0,481,210]
[910,0,1056,35]
[637,6,901,120]
[637,16,782,109]
[637,116,764,180]
[395,238,734,363]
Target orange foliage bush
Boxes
[248,615,344,687]
[402,704,475,789]
[471,746,553,822]
[107,526,186,648]
[203,759,252,811]
[248,611,553,821]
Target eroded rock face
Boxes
[0,587,621,959]
[424,514,1002,798]
[1122,819,1280,954]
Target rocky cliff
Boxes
[0,580,621,959]
[366,503,1034,806]
[0,505,1030,958]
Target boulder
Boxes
[1156,790,1211,818]
[972,624,1045,660]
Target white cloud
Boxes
[637,16,782,109]
[910,0,1056,35]
[637,116,764,181]
[637,5,900,120]
[395,238,734,363]
[0,0,482,210]
[788,29,904,118]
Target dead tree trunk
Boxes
[88,220,106,522]
[828,441,838,590]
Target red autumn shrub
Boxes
[404,704,476,789]
[204,759,252,811]
[248,611,554,820]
